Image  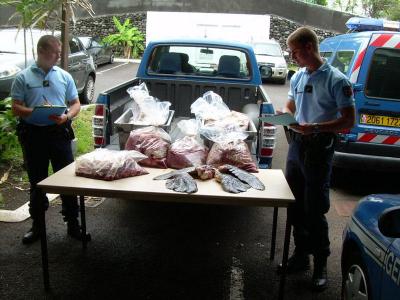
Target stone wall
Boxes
[70,12,337,57]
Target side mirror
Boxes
[378,207,400,238]
[283,51,289,57]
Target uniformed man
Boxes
[11,35,84,244]
[277,27,355,291]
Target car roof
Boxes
[321,30,400,44]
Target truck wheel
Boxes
[80,75,95,104]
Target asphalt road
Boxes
[0,61,397,300]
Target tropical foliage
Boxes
[0,98,21,162]
[102,16,145,59]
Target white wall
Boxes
[146,11,270,45]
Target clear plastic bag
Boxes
[190,91,230,120]
[167,136,208,169]
[125,126,171,168]
[75,148,148,181]
[169,118,201,142]
[126,83,171,126]
[131,96,171,126]
[203,110,250,131]
[126,82,149,104]
[204,126,257,173]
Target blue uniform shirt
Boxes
[288,60,354,124]
[11,63,78,125]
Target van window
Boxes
[147,45,251,79]
[366,48,400,101]
[320,51,332,60]
[331,51,354,74]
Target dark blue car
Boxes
[341,194,400,299]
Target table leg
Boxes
[79,195,89,249]
[39,197,49,290]
[270,207,278,261]
[278,207,292,300]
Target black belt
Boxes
[289,130,336,143]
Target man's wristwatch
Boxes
[312,123,320,134]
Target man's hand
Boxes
[49,113,69,125]
[289,123,315,135]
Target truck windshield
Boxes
[147,45,251,79]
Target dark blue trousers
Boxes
[18,122,79,222]
[285,132,336,259]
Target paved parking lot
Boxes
[1,61,397,299]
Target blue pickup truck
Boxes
[92,39,277,168]
[319,17,400,171]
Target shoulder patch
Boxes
[343,86,353,97]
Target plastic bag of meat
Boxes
[167,136,208,169]
[190,91,231,120]
[125,126,171,168]
[75,149,148,181]
[203,110,250,131]
[169,118,201,142]
[205,126,258,173]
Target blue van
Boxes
[319,18,400,171]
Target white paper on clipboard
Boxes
[259,113,298,126]
[29,105,67,125]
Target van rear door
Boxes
[350,32,400,150]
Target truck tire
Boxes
[80,75,95,104]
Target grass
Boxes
[72,105,95,157]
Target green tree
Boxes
[303,0,328,5]
[334,0,359,14]
[103,16,145,59]
[360,0,397,18]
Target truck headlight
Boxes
[0,65,21,78]
[276,63,287,69]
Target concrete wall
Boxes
[0,0,354,33]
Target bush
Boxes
[0,97,22,163]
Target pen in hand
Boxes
[42,95,52,107]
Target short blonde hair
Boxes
[37,35,61,52]
[287,27,319,51]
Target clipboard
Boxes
[259,113,298,126]
[29,105,67,125]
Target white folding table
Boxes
[38,163,295,300]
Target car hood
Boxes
[0,52,34,68]
[352,194,400,238]
[255,54,286,66]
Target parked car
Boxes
[0,28,96,104]
[252,40,288,84]
[78,36,114,68]
[341,194,400,300]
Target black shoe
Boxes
[22,227,40,244]
[312,261,328,291]
[67,219,91,242]
[277,253,310,274]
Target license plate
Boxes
[360,114,400,127]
